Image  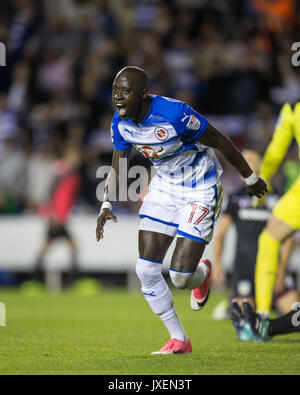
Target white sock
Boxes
[169,261,210,290]
[136,258,188,342]
[188,261,210,290]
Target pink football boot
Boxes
[151,338,192,355]
[190,259,212,311]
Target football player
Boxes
[254,103,300,320]
[35,146,81,283]
[213,149,299,317]
[96,66,267,354]
[231,300,300,342]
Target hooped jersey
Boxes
[111,95,223,193]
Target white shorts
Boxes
[139,183,223,244]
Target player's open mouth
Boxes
[116,104,127,117]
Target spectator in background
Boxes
[0,0,299,215]
[7,60,31,113]
[26,145,56,211]
[0,93,18,155]
[251,0,296,35]
[34,145,81,281]
[0,138,27,214]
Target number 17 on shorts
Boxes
[178,185,223,244]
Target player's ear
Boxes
[141,89,148,99]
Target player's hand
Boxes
[96,209,118,242]
[245,177,268,198]
[251,181,272,208]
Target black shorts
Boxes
[47,221,70,241]
[232,259,255,298]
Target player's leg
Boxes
[255,179,300,316]
[274,289,300,315]
[229,260,257,340]
[255,216,295,316]
[35,239,52,270]
[273,270,300,315]
[34,220,56,277]
[169,237,212,311]
[61,226,79,279]
[231,257,256,310]
[268,307,300,336]
[169,237,207,288]
[137,186,193,353]
[169,184,222,310]
[137,229,191,353]
[232,300,300,342]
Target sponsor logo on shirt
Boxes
[154,127,169,141]
[137,145,163,160]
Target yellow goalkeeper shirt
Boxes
[260,102,300,182]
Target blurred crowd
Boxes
[0,0,300,216]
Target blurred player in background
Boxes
[235,102,300,341]
[96,66,267,355]
[34,145,81,283]
[231,300,300,342]
[213,149,299,319]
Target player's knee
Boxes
[135,260,162,288]
[169,270,193,289]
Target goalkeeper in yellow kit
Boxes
[231,103,300,342]
[255,102,300,317]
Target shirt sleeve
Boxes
[260,103,294,182]
[175,102,209,141]
[110,117,132,151]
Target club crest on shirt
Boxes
[137,145,163,160]
[154,127,169,141]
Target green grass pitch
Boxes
[0,288,299,375]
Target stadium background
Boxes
[0,0,300,291]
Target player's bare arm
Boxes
[96,149,129,242]
[198,124,268,198]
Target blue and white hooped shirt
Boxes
[111,95,223,192]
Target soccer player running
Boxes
[232,102,300,342]
[96,66,267,355]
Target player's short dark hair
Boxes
[116,66,149,90]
